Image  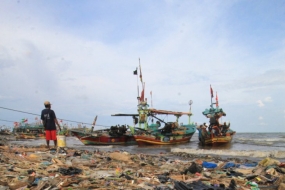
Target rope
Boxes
[0,106,109,127]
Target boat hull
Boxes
[134,133,194,146]
[15,133,45,139]
[13,125,45,139]
[71,130,137,146]
[201,132,235,145]
[79,135,136,145]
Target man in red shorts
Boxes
[41,101,61,149]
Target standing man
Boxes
[41,101,61,149]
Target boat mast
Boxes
[90,115,97,133]
[136,67,139,105]
[210,85,214,109]
[188,100,193,124]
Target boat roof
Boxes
[149,108,191,116]
[202,107,226,117]
[111,114,139,117]
[112,109,191,117]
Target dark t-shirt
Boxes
[209,117,218,125]
[41,108,57,130]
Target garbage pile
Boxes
[0,142,284,189]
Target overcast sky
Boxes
[0,0,284,132]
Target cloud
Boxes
[258,116,263,120]
[256,97,272,108]
[257,100,264,107]
[222,70,285,92]
[264,97,272,102]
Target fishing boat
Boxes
[124,101,196,146]
[71,62,196,146]
[114,63,196,146]
[13,124,45,139]
[70,116,137,145]
[0,128,12,135]
[128,63,196,145]
[198,86,236,145]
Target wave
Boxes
[234,137,285,147]
[235,137,285,142]
[233,140,274,146]
[171,148,285,159]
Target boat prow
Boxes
[70,123,137,146]
[201,130,236,145]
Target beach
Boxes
[0,133,285,190]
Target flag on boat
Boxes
[216,92,219,107]
[133,68,137,75]
[210,85,214,98]
[150,91,152,96]
[14,122,19,128]
[21,118,28,123]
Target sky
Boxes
[0,0,284,132]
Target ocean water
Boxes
[8,132,285,161]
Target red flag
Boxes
[14,122,19,127]
[216,92,219,107]
[210,85,213,98]
[24,119,28,123]
[150,91,152,96]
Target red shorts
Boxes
[45,130,57,140]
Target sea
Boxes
[8,132,285,162]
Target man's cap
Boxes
[44,101,51,105]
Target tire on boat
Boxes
[163,136,170,142]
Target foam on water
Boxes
[236,137,285,142]
[171,148,285,159]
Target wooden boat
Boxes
[200,132,235,145]
[198,86,236,145]
[70,116,137,145]
[71,103,196,146]
[0,129,12,135]
[70,128,136,146]
[129,103,196,146]
[13,124,45,139]
[72,63,196,146]
[112,64,196,146]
